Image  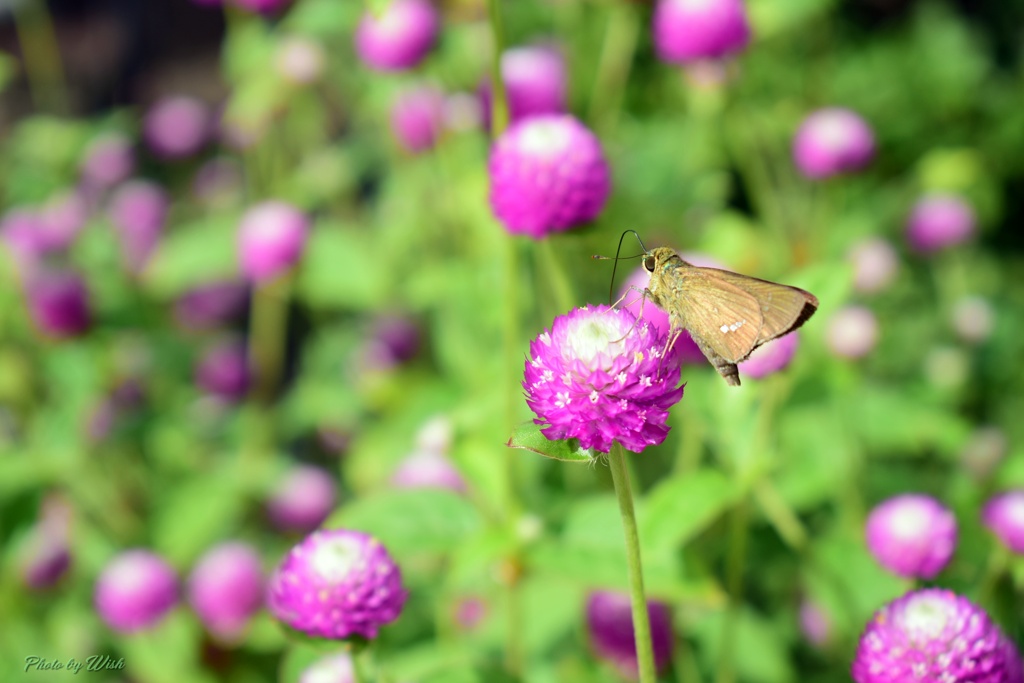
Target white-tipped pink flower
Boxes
[391,85,446,153]
[237,201,309,283]
[825,305,878,359]
[299,652,355,683]
[982,491,1024,554]
[266,465,337,533]
[653,0,751,64]
[489,115,611,238]
[906,193,976,253]
[94,550,178,633]
[355,0,438,71]
[865,494,957,579]
[187,542,264,641]
[144,96,209,159]
[793,108,875,180]
[481,44,568,126]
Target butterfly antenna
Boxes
[607,230,649,304]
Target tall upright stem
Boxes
[608,441,657,683]
[13,0,67,114]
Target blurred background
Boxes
[1,0,1023,681]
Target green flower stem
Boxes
[536,239,576,316]
[588,0,641,133]
[753,479,807,551]
[12,0,67,113]
[248,274,292,405]
[978,542,1010,607]
[608,440,657,683]
[351,639,377,683]
[715,496,750,683]
[487,0,510,137]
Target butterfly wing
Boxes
[673,267,765,364]
[700,268,819,346]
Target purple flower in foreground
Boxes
[524,305,683,453]
[982,491,1024,554]
[266,465,338,533]
[865,494,957,579]
[653,0,751,64]
[94,550,178,633]
[267,529,407,640]
[188,542,264,641]
[26,270,92,339]
[793,108,875,179]
[355,0,438,71]
[906,193,976,253]
[586,590,674,679]
[738,331,800,380]
[489,115,610,238]
[238,201,309,283]
[299,652,354,683]
[852,588,1023,683]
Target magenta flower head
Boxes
[109,180,169,273]
[982,491,1024,554]
[489,115,611,239]
[38,191,88,251]
[793,108,876,180]
[586,590,673,679]
[370,312,421,365]
[94,550,178,633]
[480,44,568,126]
[187,541,264,641]
[174,280,248,331]
[238,201,309,283]
[391,450,466,493]
[391,85,446,153]
[267,528,407,640]
[848,238,899,294]
[355,0,438,71]
[266,465,338,533]
[2,208,48,267]
[195,340,250,402]
[906,193,976,253]
[653,0,751,64]
[826,305,878,359]
[865,494,957,579]
[524,305,683,453]
[852,588,1023,683]
[19,503,73,589]
[80,132,134,190]
[26,269,91,339]
[300,652,354,683]
[144,95,209,159]
[737,331,800,380]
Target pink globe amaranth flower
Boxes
[586,590,674,679]
[80,132,134,189]
[195,340,250,402]
[738,331,800,380]
[793,108,876,179]
[94,550,178,633]
[480,44,568,126]
[653,0,752,64]
[187,542,264,641]
[276,36,326,85]
[906,193,976,253]
[524,305,683,454]
[848,238,899,294]
[144,95,209,159]
[865,494,957,579]
[454,596,486,631]
[26,269,92,339]
[20,523,72,589]
[174,280,248,331]
[852,588,1023,683]
[371,313,420,364]
[982,491,1024,554]
[38,191,88,251]
[266,465,337,533]
[799,598,832,648]
[489,115,611,238]
[391,450,466,493]
[826,305,878,359]
[443,92,483,132]
[108,180,169,274]
[267,528,407,640]
[232,0,292,13]
[391,85,446,153]
[355,0,439,71]
[299,652,354,683]
[238,201,309,283]
[951,296,994,344]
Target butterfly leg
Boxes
[609,286,652,345]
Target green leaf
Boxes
[689,606,795,683]
[327,489,482,556]
[143,214,239,298]
[151,475,245,566]
[506,422,596,464]
[294,225,387,310]
[639,468,741,554]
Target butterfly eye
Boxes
[643,256,656,272]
